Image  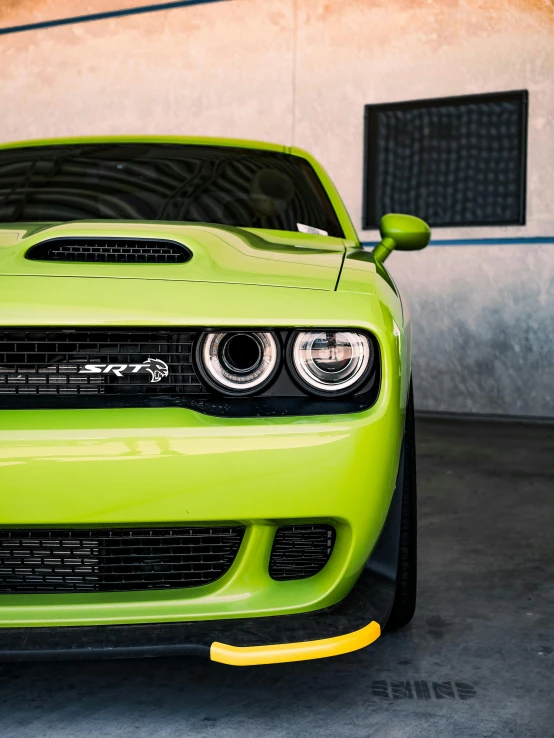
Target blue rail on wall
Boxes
[0,0,228,35]
[361,237,554,248]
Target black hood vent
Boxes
[25,237,192,264]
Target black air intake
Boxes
[269,525,336,581]
[0,526,245,594]
[26,238,191,264]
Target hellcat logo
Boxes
[79,358,169,383]
[141,358,170,382]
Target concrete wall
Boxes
[1,0,553,416]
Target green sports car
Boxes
[0,137,430,665]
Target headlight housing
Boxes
[289,330,372,395]
[197,331,280,395]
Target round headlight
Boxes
[290,331,372,394]
[198,331,279,394]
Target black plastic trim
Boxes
[366,444,404,584]
[0,392,379,417]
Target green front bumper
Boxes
[0,274,406,630]
[0,388,403,628]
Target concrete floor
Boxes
[1,417,553,738]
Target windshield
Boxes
[0,143,344,237]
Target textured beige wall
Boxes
[291,0,554,417]
[1,0,553,416]
[295,0,554,240]
[1,1,295,143]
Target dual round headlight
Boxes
[290,331,371,394]
[199,331,279,394]
[197,330,373,396]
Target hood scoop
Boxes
[25,237,192,264]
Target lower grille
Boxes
[269,525,336,581]
[0,526,245,594]
[0,328,207,400]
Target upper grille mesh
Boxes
[26,238,191,264]
[0,527,245,594]
[0,328,207,400]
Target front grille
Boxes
[0,526,245,594]
[0,328,207,400]
[26,238,191,264]
[269,525,336,581]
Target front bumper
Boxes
[0,392,402,629]
[0,278,407,633]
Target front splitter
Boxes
[0,569,395,666]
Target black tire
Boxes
[386,381,417,630]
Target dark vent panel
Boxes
[0,526,245,594]
[269,525,336,581]
[26,238,191,264]
[363,90,528,228]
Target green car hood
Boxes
[0,222,346,291]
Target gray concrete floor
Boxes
[1,417,553,738]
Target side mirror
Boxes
[372,213,431,263]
